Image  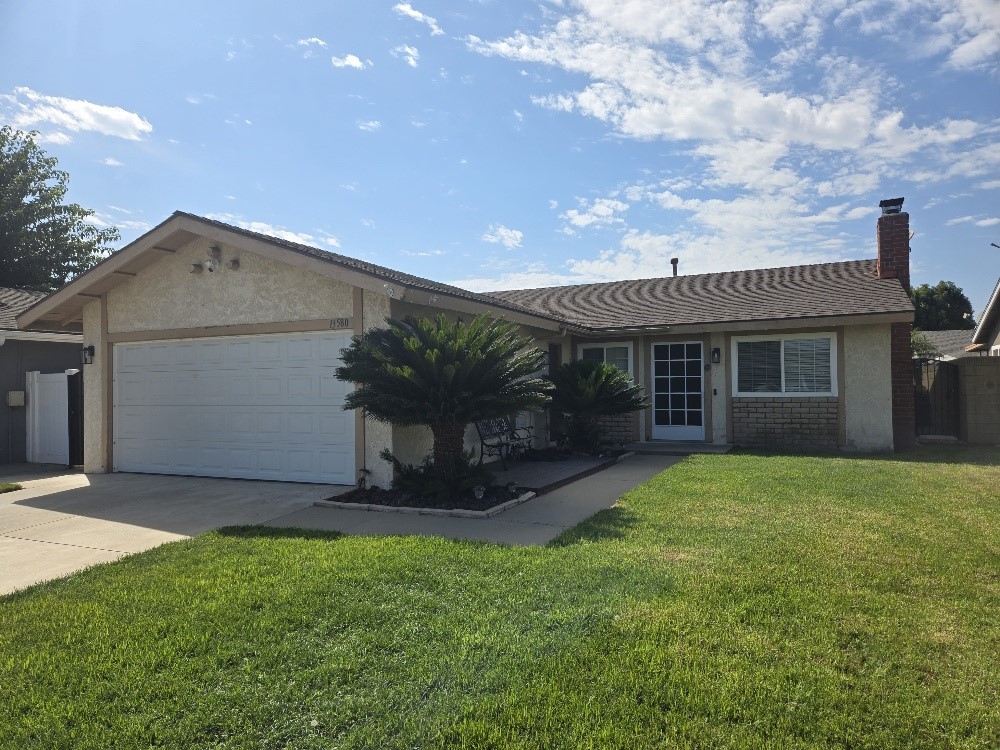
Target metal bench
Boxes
[475,417,533,470]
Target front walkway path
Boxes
[263,454,684,546]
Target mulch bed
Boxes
[323,485,525,512]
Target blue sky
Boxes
[1,1,998,314]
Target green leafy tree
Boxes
[911,329,941,359]
[911,281,975,331]
[0,126,118,291]
[336,314,551,468]
[548,359,649,450]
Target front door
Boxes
[651,342,705,441]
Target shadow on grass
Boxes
[730,444,1000,467]
[214,525,348,542]
[549,505,642,547]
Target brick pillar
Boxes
[876,207,910,290]
[890,322,916,450]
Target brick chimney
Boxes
[876,197,910,291]
[877,196,916,451]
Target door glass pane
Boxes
[655,377,670,392]
[654,345,670,359]
[670,376,685,392]
[669,344,684,359]
[687,394,702,410]
[655,409,670,425]
[686,343,701,359]
[670,410,685,425]
[688,411,703,426]
[686,377,701,393]
[655,361,670,377]
[686,360,701,375]
[670,360,685,376]
[671,393,685,409]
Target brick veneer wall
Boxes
[597,411,640,445]
[890,321,917,449]
[732,397,839,450]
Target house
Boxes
[16,198,916,487]
[0,287,83,464]
[915,329,974,361]
[967,277,1000,356]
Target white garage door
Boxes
[113,331,355,484]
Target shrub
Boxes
[380,449,495,505]
[548,359,648,451]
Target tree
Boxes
[0,126,118,292]
[547,359,649,450]
[336,314,551,468]
[911,281,975,331]
[911,329,941,360]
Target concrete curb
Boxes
[313,490,537,519]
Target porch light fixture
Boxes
[711,347,721,364]
[80,345,95,365]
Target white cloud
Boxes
[392,44,420,68]
[513,109,524,122]
[393,3,444,36]
[0,86,152,141]
[357,120,382,132]
[980,179,1000,189]
[975,217,1000,226]
[481,224,524,248]
[297,37,327,48]
[946,215,976,225]
[101,157,123,167]
[331,54,369,69]
[560,197,629,229]
[206,213,339,248]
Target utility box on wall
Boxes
[6,391,25,408]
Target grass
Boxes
[1,447,998,749]
[0,482,22,494]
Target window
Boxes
[732,333,837,396]
[578,343,632,376]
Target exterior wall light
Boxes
[80,345,95,365]
[711,347,721,364]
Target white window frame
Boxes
[731,332,838,397]
[578,341,633,377]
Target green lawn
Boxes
[0,482,22,494]
[1,448,998,749]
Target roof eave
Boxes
[970,277,1000,345]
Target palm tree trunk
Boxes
[430,422,466,467]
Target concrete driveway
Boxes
[0,470,337,595]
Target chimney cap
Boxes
[879,197,904,214]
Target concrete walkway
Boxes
[0,454,683,595]
[0,472,334,595]
[264,454,683,545]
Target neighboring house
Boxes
[967,277,1000,356]
[0,287,82,464]
[916,329,974,361]
[17,199,916,487]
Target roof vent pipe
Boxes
[670,258,679,277]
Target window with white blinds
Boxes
[732,334,837,396]
[579,343,632,376]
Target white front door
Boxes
[26,371,71,464]
[113,331,355,484]
[651,341,705,441]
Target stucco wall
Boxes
[107,237,354,333]
[709,332,727,444]
[362,290,395,488]
[957,357,1000,444]
[843,324,894,451]
[82,300,105,473]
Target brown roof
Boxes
[0,287,46,330]
[486,260,914,331]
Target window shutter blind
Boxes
[737,340,781,392]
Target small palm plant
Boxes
[548,359,648,450]
[336,314,552,469]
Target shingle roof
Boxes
[0,287,46,330]
[920,329,973,359]
[174,212,566,326]
[486,260,914,330]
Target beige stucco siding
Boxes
[106,237,354,333]
[362,290,394,488]
[709,331,728,444]
[82,300,105,473]
[843,323,894,450]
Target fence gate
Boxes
[913,360,959,437]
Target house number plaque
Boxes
[330,317,352,329]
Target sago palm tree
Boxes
[548,359,648,449]
[336,314,551,467]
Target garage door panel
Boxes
[114,331,354,484]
